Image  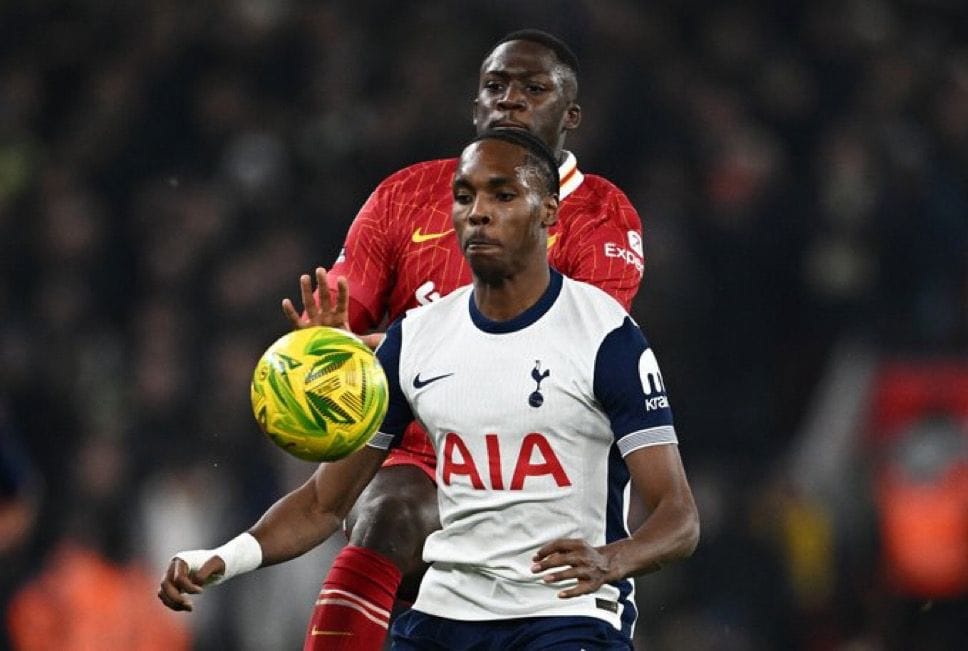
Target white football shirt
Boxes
[368,269,677,639]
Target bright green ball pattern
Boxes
[250,326,389,462]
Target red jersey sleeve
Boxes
[555,181,644,311]
[325,174,403,333]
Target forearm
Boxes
[248,476,344,567]
[347,295,379,334]
[600,494,699,581]
[162,438,387,613]
[249,445,387,567]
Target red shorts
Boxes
[383,422,436,483]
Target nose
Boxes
[468,211,491,227]
[468,197,491,226]
[497,84,526,110]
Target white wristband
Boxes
[173,532,263,585]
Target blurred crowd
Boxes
[1,1,965,649]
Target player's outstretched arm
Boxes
[158,445,388,612]
[250,445,387,564]
[282,267,350,331]
[531,444,699,598]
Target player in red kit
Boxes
[290,30,645,651]
[156,29,645,650]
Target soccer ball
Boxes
[250,326,389,462]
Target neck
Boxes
[553,144,566,166]
[472,262,551,322]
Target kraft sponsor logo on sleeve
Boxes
[639,349,669,411]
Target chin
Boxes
[469,259,508,285]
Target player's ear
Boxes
[563,102,581,131]
[542,194,559,228]
[472,98,480,128]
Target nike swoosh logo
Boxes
[412,227,453,243]
[311,628,353,636]
[413,372,454,389]
[546,233,559,249]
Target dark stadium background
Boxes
[1,1,965,649]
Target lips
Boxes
[489,119,529,130]
[464,233,501,250]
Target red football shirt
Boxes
[329,152,644,466]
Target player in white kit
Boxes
[158,128,699,650]
[373,129,699,649]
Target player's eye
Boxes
[454,191,473,205]
[496,191,516,202]
[527,84,546,94]
[483,80,505,93]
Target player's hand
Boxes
[157,554,226,612]
[531,538,612,598]
[360,333,385,350]
[281,267,350,332]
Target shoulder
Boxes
[563,173,641,227]
[557,276,632,334]
[572,173,633,205]
[375,158,459,192]
[399,284,472,335]
[562,276,630,312]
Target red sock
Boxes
[303,545,403,651]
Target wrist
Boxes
[599,539,635,582]
[211,532,263,583]
[175,532,263,586]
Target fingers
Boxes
[301,273,318,318]
[313,268,330,314]
[538,564,593,585]
[335,276,349,316]
[531,539,605,599]
[557,580,598,599]
[360,333,385,350]
[282,267,351,331]
[157,585,193,612]
[532,538,583,566]
[281,271,319,330]
[195,556,227,585]
[281,298,302,327]
[157,559,202,612]
[317,269,349,329]
[282,267,351,330]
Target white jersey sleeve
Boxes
[367,317,413,450]
[593,316,678,457]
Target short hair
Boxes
[490,29,579,76]
[471,128,559,195]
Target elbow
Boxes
[668,501,701,562]
[679,507,701,558]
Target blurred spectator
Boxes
[0,403,39,558]
[0,400,42,650]
[7,435,191,650]
[7,542,191,651]
[863,362,968,650]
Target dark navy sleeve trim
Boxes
[593,317,675,446]
[369,317,413,449]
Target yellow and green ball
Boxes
[250,326,389,462]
